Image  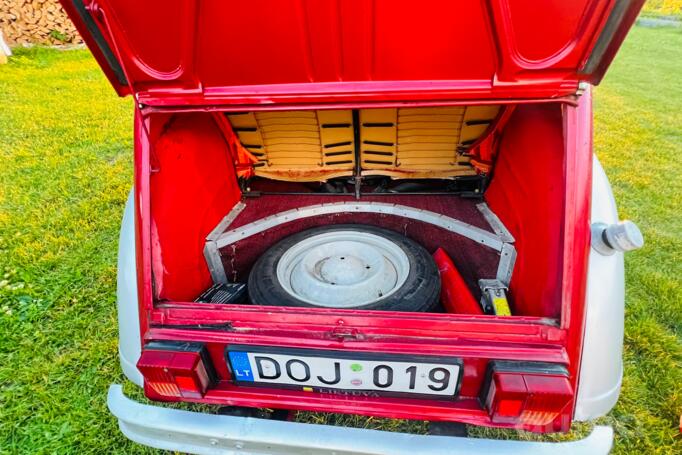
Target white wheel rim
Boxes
[276,230,411,308]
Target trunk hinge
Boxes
[576,81,590,97]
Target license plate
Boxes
[226,346,461,399]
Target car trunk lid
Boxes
[61,0,643,106]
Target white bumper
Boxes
[108,385,612,455]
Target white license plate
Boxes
[227,346,461,398]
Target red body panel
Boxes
[60,0,643,106]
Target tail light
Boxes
[137,341,216,399]
[481,361,573,429]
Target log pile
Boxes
[0,0,82,45]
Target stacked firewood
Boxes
[0,0,82,45]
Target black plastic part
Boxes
[601,229,615,250]
[195,283,247,304]
[427,421,468,437]
[71,0,128,86]
[352,110,362,199]
[581,0,636,78]
[247,224,441,312]
[486,360,570,376]
[217,406,291,421]
[144,340,205,353]
[479,296,495,315]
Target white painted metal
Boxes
[277,231,410,308]
[206,201,246,242]
[495,243,517,286]
[116,189,143,387]
[215,202,505,251]
[203,241,228,284]
[477,203,515,243]
[574,157,625,421]
[108,384,613,455]
[204,202,247,283]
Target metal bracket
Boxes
[477,203,514,243]
[215,202,505,251]
[495,243,517,287]
[576,81,590,97]
[205,200,518,291]
[204,202,246,283]
[207,202,246,242]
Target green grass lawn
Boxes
[1,26,681,454]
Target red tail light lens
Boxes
[482,361,573,428]
[137,341,216,399]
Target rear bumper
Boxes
[108,384,613,455]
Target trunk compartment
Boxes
[148,103,566,320]
[136,99,591,432]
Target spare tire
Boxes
[248,224,440,312]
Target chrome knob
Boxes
[591,221,644,255]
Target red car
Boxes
[61,1,645,453]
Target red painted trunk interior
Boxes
[148,105,566,320]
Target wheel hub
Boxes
[276,231,410,308]
[318,255,367,285]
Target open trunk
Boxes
[149,103,567,320]
[131,97,593,432]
